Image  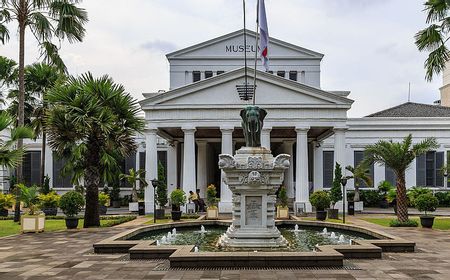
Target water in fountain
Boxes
[160,236,167,244]
[194,246,199,252]
[330,232,336,239]
[294,224,299,232]
[172,228,177,236]
[156,240,160,246]
[322,228,328,235]
[200,225,207,233]
[349,239,353,245]
[338,235,345,243]
[167,232,172,241]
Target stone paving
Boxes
[0,216,449,279]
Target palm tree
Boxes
[120,168,148,203]
[364,134,438,223]
[0,0,88,189]
[345,163,372,202]
[0,56,18,106]
[46,73,144,227]
[415,0,450,81]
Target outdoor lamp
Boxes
[341,177,348,224]
[151,179,159,224]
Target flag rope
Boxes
[253,0,259,105]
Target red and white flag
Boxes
[258,0,269,71]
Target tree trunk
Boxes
[396,172,409,223]
[14,2,26,223]
[40,132,46,187]
[83,141,101,228]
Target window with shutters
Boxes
[193,71,201,82]
[289,71,298,81]
[205,71,213,79]
[385,167,397,186]
[137,151,168,181]
[353,151,374,188]
[416,151,444,187]
[23,151,41,186]
[323,151,334,188]
[120,153,136,187]
[52,153,72,188]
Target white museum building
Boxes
[3,30,450,213]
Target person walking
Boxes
[189,190,199,213]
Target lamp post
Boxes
[151,179,159,224]
[341,178,347,224]
[444,173,448,189]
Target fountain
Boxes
[172,228,177,236]
[160,236,167,244]
[294,224,300,232]
[167,232,172,241]
[218,106,290,248]
[156,240,160,246]
[322,228,328,235]
[200,225,207,234]
[194,246,199,252]
[330,232,336,239]
[338,234,345,243]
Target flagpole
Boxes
[243,0,249,101]
[253,0,259,105]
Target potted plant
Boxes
[98,192,110,215]
[415,193,439,228]
[378,181,393,208]
[328,163,343,219]
[59,191,85,229]
[155,162,168,219]
[310,190,331,221]
[276,186,289,219]
[206,184,219,219]
[170,188,186,221]
[120,168,147,212]
[18,184,45,233]
[38,191,60,216]
[0,193,14,217]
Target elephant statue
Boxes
[240,106,267,147]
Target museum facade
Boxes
[3,29,450,213]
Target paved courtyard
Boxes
[1,216,449,280]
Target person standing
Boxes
[189,191,199,213]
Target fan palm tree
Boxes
[0,56,17,105]
[364,134,438,223]
[415,0,450,81]
[345,163,373,202]
[0,0,88,189]
[45,73,144,227]
[120,168,148,203]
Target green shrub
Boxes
[386,189,396,203]
[38,191,60,208]
[59,191,85,217]
[18,184,40,215]
[389,219,418,227]
[277,186,289,208]
[415,193,439,215]
[408,186,432,207]
[360,190,384,207]
[98,192,110,206]
[378,180,393,194]
[170,189,186,210]
[0,193,14,209]
[329,163,343,208]
[309,191,331,211]
[100,215,136,227]
[206,184,219,208]
[435,192,450,207]
[156,161,168,208]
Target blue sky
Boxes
[1,0,441,117]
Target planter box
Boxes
[206,208,218,219]
[276,207,289,219]
[354,201,364,212]
[21,214,45,233]
[129,202,139,212]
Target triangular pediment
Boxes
[140,68,353,109]
[166,29,323,60]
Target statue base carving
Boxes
[218,147,290,248]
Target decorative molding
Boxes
[218,154,235,169]
[274,154,290,169]
[239,171,270,185]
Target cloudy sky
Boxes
[1,0,441,117]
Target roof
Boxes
[366,102,450,118]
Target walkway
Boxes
[0,216,449,279]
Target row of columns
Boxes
[144,126,347,213]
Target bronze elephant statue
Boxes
[240,106,267,147]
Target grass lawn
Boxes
[301,217,348,224]
[0,216,136,237]
[362,217,450,230]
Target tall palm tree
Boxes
[0,0,88,190]
[415,0,450,81]
[345,163,372,202]
[46,73,144,227]
[0,56,17,106]
[364,134,438,223]
[120,168,148,203]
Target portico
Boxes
[140,67,353,213]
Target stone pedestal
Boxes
[217,147,290,248]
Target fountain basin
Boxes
[94,219,415,268]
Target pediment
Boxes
[166,29,323,60]
[140,68,353,109]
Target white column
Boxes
[167,141,178,194]
[219,126,234,213]
[45,144,53,188]
[313,140,323,191]
[283,140,295,198]
[261,127,272,150]
[144,128,158,213]
[196,140,208,197]
[295,127,312,212]
[334,128,347,210]
[182,127,196,195]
